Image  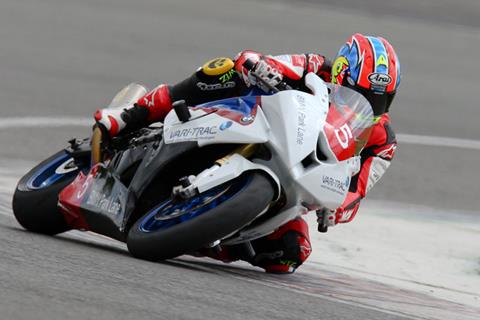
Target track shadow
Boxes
[3,223,262,275]
[4,224,130,256]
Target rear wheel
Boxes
[12,151,83,235]
[127,172,274,261]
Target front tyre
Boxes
[127,172,274,261]
[12,150,82,235]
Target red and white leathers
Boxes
[334,114,396,224]
[94,50,397,273]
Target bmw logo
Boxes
[219,121,233,131]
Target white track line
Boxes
[1,117,479,150]
[0,117,91,128]
[396,133,480,150]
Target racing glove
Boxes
[237,58,284,93]
[316,200,361,232]
[316,209,336,232]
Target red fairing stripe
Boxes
[136,84,173,122]
[323,105,356,161]
[58,171,94,230]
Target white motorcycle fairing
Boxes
[161,73,373,243]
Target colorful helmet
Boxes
[331,33,401,116]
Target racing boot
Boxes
[94,84,173,137]
[94,104,149,137]
[250,217,312,274]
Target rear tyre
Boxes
[127,172,274,261]
[12,151,81,235]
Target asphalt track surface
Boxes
[1,0,479,319]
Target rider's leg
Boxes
[249,217,312,274]
[196,217,312,274]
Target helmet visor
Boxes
[343,81,396,116]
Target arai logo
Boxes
[368,73,392,86]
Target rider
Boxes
[95,33,400,274]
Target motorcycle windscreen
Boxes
[323,84,376,161]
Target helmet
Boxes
[331,33,401,116]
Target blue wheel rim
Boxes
[27,152,80,190]
[138,175,252,233]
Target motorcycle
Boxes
[12,69,375,262]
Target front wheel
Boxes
[127,172,275,261]
[12,150,83,235]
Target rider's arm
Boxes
[234,50,332,89]
[335,114,397,224]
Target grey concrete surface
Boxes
[270,0,480,29]
[0,0,479,319]
[0,213,420,320]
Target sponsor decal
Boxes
[321,175,347,195]
[279,260,297,268]
[219,121,233,131]
[197,81,235,91]
[338,208,355,222]
[219,69,236,83]
[169,125,218,140]
[76,173,95,200]
[376,144,396,160]
[86,190,122,216]
[368,72,392,86]
[307,54,325,73]
[296,94,307,145]
[376,55,388,68]
[334,123,353,149]
[296,112,306,145]
[202,57,235,76]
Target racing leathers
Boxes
[95,51,397,273]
